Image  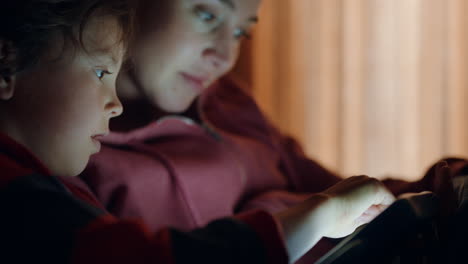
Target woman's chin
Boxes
[156,97,196,114]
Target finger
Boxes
[354,180,395,212]
[363,204,381,215]
[374,184,396,206]
[355,212,376,225]
[359,204,386,222]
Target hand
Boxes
[274,175,395,263]
[322,175,395,238]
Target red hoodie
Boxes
[77,75,467,263]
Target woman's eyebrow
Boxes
[218,0,235,10]
[249,16,259,24]
[217,0,259,23]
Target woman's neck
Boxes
[109,98,157,132]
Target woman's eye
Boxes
[194,6,217,23]
[94,69,111,80]
[234,28,251,40]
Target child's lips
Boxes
[91,133,108,152]
[91,132,109,140]
[91,138,101,153]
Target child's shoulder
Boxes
[0,152,36,189]
[0,133,48,188]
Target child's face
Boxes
[126,0,261,113]
[2,15,124,177]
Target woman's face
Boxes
[127,0,261,113]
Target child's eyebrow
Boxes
[91,48,120,66]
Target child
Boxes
[0,1,395,264]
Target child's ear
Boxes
[0,39,17,100]
[0,75,16,100]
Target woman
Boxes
[77,0,467,261]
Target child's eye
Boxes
[234,28,251,40]
[94,69,112,80]
[194,5,218,24]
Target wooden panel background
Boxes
[245,0,468,180]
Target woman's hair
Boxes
[0,0,134,77]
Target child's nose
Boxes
[106,94,123,118]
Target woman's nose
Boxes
[203,31,239,72]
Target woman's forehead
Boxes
[183,0,261,14]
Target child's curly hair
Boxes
[0,0,134,77]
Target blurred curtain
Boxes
[244,0,468,180]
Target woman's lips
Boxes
[180,72,209,93]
